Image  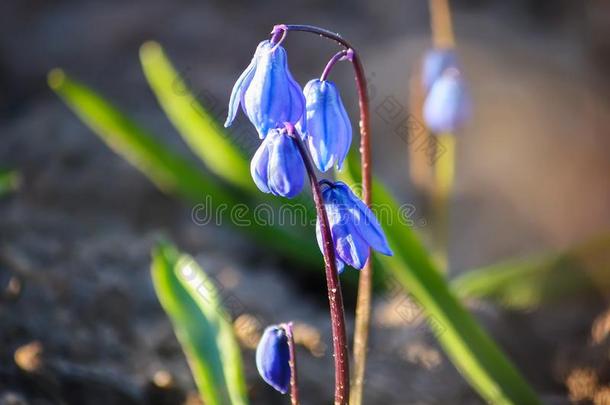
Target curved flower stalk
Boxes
[225,40,305,138]
[422,0,472,274]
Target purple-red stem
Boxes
[279,24,373,405]
[282,322,300,405]
[320,49,349,81]
[288,129,349,405]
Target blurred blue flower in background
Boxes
[317,181,392,273]
[421,48,459,92]
[256,325,291,394]
[225,40,305,138]
[299,79,352,172]
[423,69,471,133]
[250,127,305,198]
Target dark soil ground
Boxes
[1,1,610,404]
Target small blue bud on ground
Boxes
[256,325,291,394]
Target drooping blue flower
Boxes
[316,181,392,273]
[225,40,305,138]
[251,128,306,198]
[299,79,352,172]
[421,48,459,92]
[423,69,471,134]
[256,325,290,394]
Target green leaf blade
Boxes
[339,156,540,405]
[139,42,254,192]
[48,68,321,267]
[48,68,233,204]
[151,242,248,405]
[452,234,610,310]
[0,169,21,197]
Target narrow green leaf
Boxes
[151,242,248,405]
[339,155,540,405]
[0,169,21,197]
[452,235,610,310]
[140,41,254,192]
[48,69,321,267]
[48,68,232,203]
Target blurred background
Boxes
[1,0,610,404]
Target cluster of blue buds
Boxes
[256,325,291,394]
[226,29,392,272]
[317,181,392,273]
[226,25,394,402]
[421,48,471,133]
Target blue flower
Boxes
[421,48,459,92]
[316,181,392,273]
[423,69,471,133]
[299,79,352,172]
[225,40,305,138]
[256,325,291,394]
[251,128,306,198]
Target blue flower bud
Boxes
[316,181,392,273]
[251,128,306,198]
[421,48,459,92]
[299,79,352,172]
[225,40,305,139]
[423,69,471,133]
[256,325,290,394]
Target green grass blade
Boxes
[452,235,610,310]
[139,41,254,192]
[0,169,21,197]
[48,69,320,266]
[151,242,248,405]
[48,68,232,203]
[338,155,540,405]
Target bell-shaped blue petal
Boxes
[225,46,258,129]
[423,70,471,133]
[316,181,392,272]
[421,48,459,92]
[250,129,305,198]
[225,40,305,139]
[316,205,346,274]
[250,135,272,194]
[300,79,352,172]
[256,325,290,394]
